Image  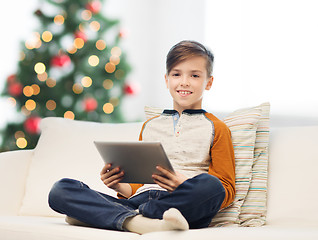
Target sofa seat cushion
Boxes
[140,225,318,240]
[1,216,318,240]
[0,216,139,240]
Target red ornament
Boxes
[119,29,127,38]
[85,1,102,14]
[74,30,87,42]
[8,82,23,96]
[24,117,41,135]
[83,97,98,112]
[51,54,71,67]
[7,74,17,84]
[124,82,140,96]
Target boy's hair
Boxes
[166,40,214,77]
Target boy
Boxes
[48,40,235,234]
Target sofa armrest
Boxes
[0,150,33,215]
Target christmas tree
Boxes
[0,0,135,152]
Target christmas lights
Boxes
[46,100,57,111]
[1,0,133,152]
[42,31,53,42]
[81,76,92,87]
[34,62,46,74]
[88,55,99,66]
[54,15,65,25]
[103,103,114,114]
[64,111,75,119]
[105,62,116,73]
[96,39,106,50]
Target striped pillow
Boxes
[238,102,270,226]
[210,105,262,226]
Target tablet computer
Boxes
[94,141,174,184]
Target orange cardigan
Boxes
[119,111,235,209]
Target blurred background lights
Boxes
[105,62,116,73]
[54,15,65,25]
[15,131,25,139]
[25,99,36,111]
[16,138,27,149]
[89,21,100,31]
[1,0,133,152]
[96,40,106,50]
[81,76,92,87]
[23,86,34,97]
[46,78,57,88]
[32,84,40,95]
[111,46,122,57]
[103,79,113,90]
[103,102,114,114]
[42,31,53,42]
[110,55,120,65]
[88,55,99,66]
[25,32,42,50]
[64,111,75,119]
[37,72,48,82]
[72,83,83,94]
[78,23,85,32]
[81,10,92,21]
[34,62,46,74]
[67,47,77,54]
[46,100,56,111]
[7,97,16,107]
[74,38,84,49]
[115,69,125,79]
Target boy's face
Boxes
[165,56,213,114]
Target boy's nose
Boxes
[180,77,190,86]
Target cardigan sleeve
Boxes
[205,113,236,209]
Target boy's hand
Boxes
[100,164,124,191]
[152,166,188,192]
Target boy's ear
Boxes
[205,76,213,90]
[165,74,169,88]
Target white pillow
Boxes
[19,117,143,217]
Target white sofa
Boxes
[1,114,318,240]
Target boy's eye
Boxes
[192,74,200,78]
[172,73,180,77]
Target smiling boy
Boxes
[49,40,235,234]
[165,54,213,114]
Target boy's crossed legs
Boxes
[48,174,225,234]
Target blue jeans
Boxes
[48,173,225,231]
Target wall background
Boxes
[1,0,317,130]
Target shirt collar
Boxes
[163,109,206,115]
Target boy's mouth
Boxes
[177,90,193,97]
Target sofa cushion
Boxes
[209,105,262,226]
[0,150,33,215]
[266,125,318,227]
[19,117,143,217]
[239,102,270,226]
